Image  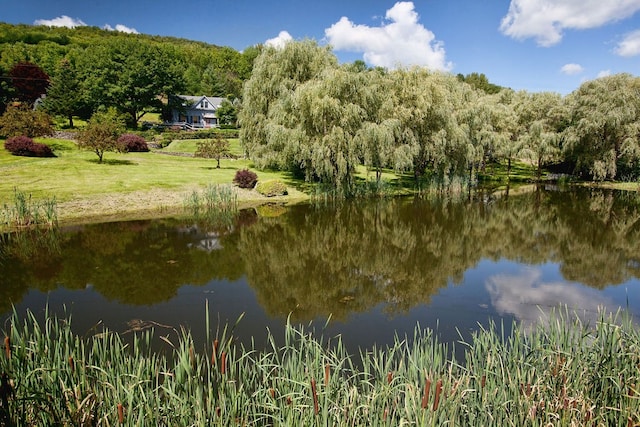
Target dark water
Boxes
[1,186,639,354]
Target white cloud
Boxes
[104,24,139,34]
[560,63,584,75]
[500,0,640,46]
[265,31,293,49]
[615,29,640,56]
[486,267,616,330]
[597,69,612,77]
[34,15,86,28]
[324,1,451,71]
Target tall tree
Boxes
[42,58,82,128]
[77,107,126,163]
[564,74,640,180]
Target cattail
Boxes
[212,339,219,363]
[387,371,393,385]
[383,407,388,421]
[449,380,459,397]
[189,346,196,369]
[269,388,275,399]
[68,356,75,373]
[433,379,442,411]
[311,378,319,415]
[4,336,10,359]
[481,375,486,389]
[216,407,221,417]
[287,396,292,406]
[421,378,431,409]
[325,363,330,386]
[117,403,124,424]
[220,351,226,375]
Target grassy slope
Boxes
[1,137,306,225]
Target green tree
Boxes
[42,58,82,128]
[456,72,503,94]
[215,99,237,126]
[77,107,126,163]
[564,74,640,181]
[195,135,230,168]
[0,103,53,138]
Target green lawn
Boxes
[163,138,244,156]
[1,137,303,224]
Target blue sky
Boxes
[2,0,640,94]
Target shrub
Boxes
[117,133,149,152]
[256,180,288,197]
[0,104,53,138]
[4,135,55,157]
[233,169,258,189]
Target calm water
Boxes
[1,186,639,353]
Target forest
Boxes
[1,23,640,188]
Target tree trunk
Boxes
[68,114,74,128]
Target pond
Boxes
[1,186,639,354]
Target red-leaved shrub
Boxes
[4,135,55,157]
[233,169,258,189]
[117,133,149,152]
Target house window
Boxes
[203,101,208,108]
[192,116,200,123]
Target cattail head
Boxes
[324,363,330,386]
[432,379,442,411]
[117,403,124,424]
[220,351,227,375]
[481,374,486,389]
[311,378,319,415]
[68,356,75,373]
[4,336,10,359]
[387,371,393,385]
[189,346,196,369]
[269,388,275,399]
[421,378,432,409]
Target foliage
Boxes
[0,104,53,138]
[564,73,640,181]
[255,179,288,197]
[233,169,258,189]
[117,133,149,152]
[183,184,238,228]
[0,308,638,425]
[77,108,126,163]
[8,61,49,105]
[456,72,503,94]
[194,135,230,168]
[41,58,82,128]
[215,98,237,126]
[4,135,55,158]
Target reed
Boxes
[1,188,58,229]
[183,184,238,229]
[0,306,638,425]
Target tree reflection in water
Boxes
[1,187,639,328]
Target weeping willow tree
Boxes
[239,39,337,169]
[564,73,640,181]
[517,91,566,179]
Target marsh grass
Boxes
[184,184,238,229]
[1,189,58,229]
[1,306,638,425]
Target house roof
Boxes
[174,95,225,110]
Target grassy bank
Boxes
[1,307,638,425]
[0,137,307,226]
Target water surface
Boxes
[2,187,639,352]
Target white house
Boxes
[168,95,225,129]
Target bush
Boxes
[233,169,258,189]
[256,180,288,197]
[117,133,149,152]
[0,104,53,138]
[4,136,55,157]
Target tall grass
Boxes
[183,184,238,229]
[1,307,638,425]
[0,189,58,229]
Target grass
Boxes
[0,306,638,425]
[163,138,244,157]
[0,137,305,226]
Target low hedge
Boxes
[4,136,56,158]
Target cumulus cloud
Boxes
[104,24,139,34]
[560,63,584,75]
[615,29,640,56]
[500,0,640,46]
[486,268,616,330]
[265,31,293,49]
[34,15,86,28]
[324,1,451,71]
[597,69,612,77]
